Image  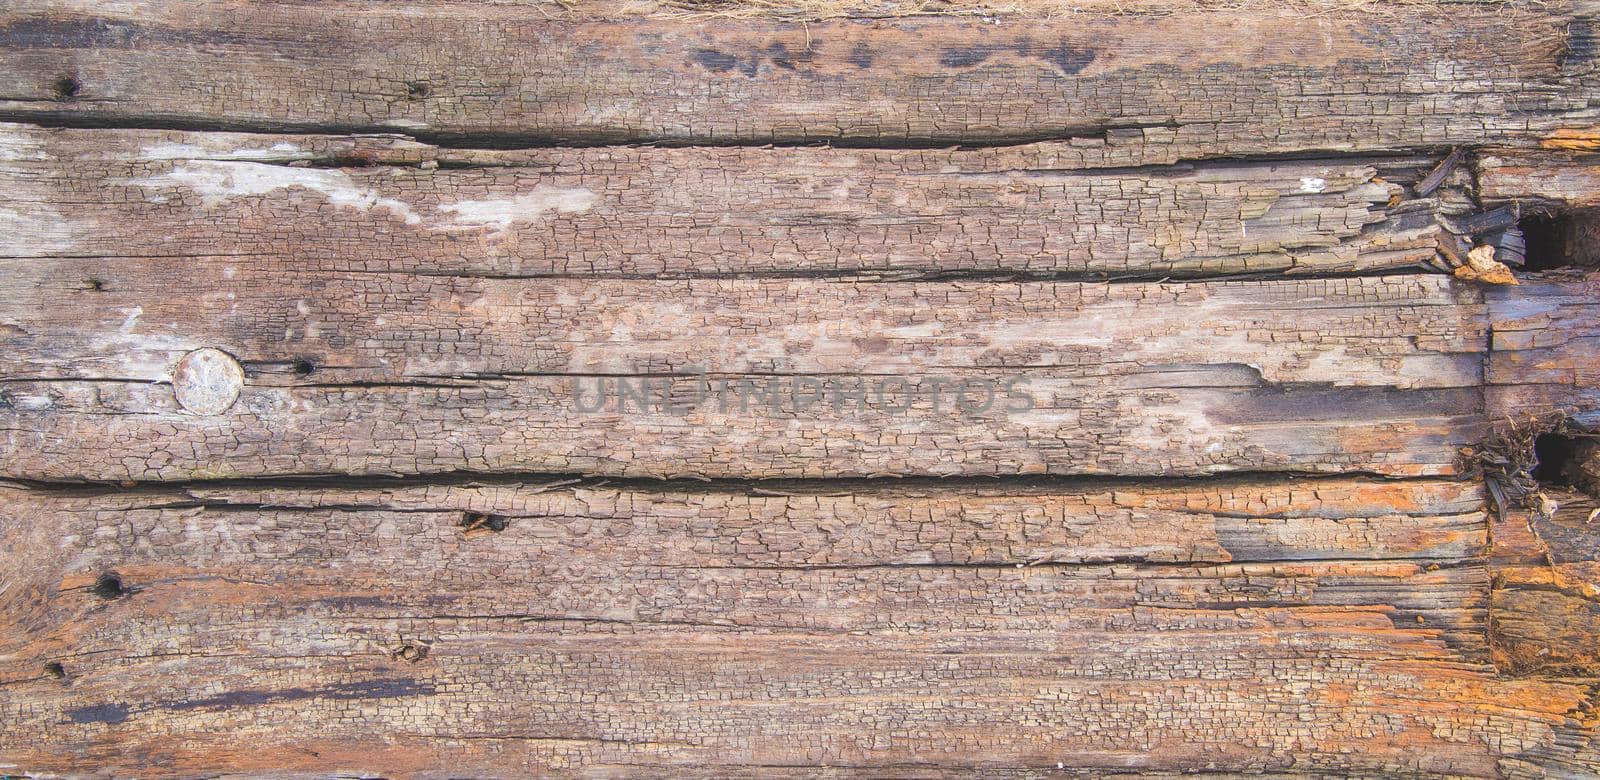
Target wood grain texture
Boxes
[0,124,1465,279]
[6,476,1598,778]
[3,2,1600,775]
[1489,489,1600,678]
[1487,273,1600,428]
[1479,148,1600,208]
[0,271,1491,482]
[0,1,1595,150]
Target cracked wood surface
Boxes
[0,2,1595,151]
[3,2,1600,777]
[1487,273,1600,429]
[4,256,1598,482]
[0,272,1495,481]
[1490,488,1600,678]
[1480,148,1600,209]
[4,476,1598,778]
[0,124,1466,279]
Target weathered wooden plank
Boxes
[0,273,1490,481]
[0,124,1462,278]
[1479,148,1600,208]
[1489,487,1600,677]
[11,270,1589,484]
[6,476,1597,777]
[1487,273,1600,427]
[0,1,1594,151]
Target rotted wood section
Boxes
[3,1,1600,778]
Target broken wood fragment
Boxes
[1415,147,1466,197]
[1454,244,1520,285]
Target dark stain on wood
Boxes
[1206,386,1482,425]
[693,48,742,74]
[1561,17,1598,67]
[847,42,873,68]
[165,679,436,712]
[1039,41,1096,74]
[0,15,242,49]
[66,703,128,725]
[938,45,997,68]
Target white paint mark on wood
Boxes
[437,186,599,232]
[138,142,308,161]
[0,125,50,161]
[131,161,423,224]
[0,204,78,254]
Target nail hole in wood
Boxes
[52,76,81,100]
[405,81,432,100]
[44,661,66,679]
[91,572,126,600]
[293,358,317,376]
[460,511,509,535]
[1521,208,1600,271]
[84,278,105,292]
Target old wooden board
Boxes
[1,270,1495,481]
[4,1,1600,777]
[0,125,1463,278]
[6,477,1599,777]
[0,1,1596,151]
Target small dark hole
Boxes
[293,359,316,376]
[1521,209,1600,271]
[460,511,509,533]
[1533,433,1580,486]
[84,278,105,292]
[52,76,81,100]
[405,81,432,100]
[91,572,126,600]
[44,661,66,679]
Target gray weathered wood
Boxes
[0,124,1463,278]
[0,273,1491,481]
[0,1,1595,150]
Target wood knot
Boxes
[389,642,430,662]
[173,348,244,415]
